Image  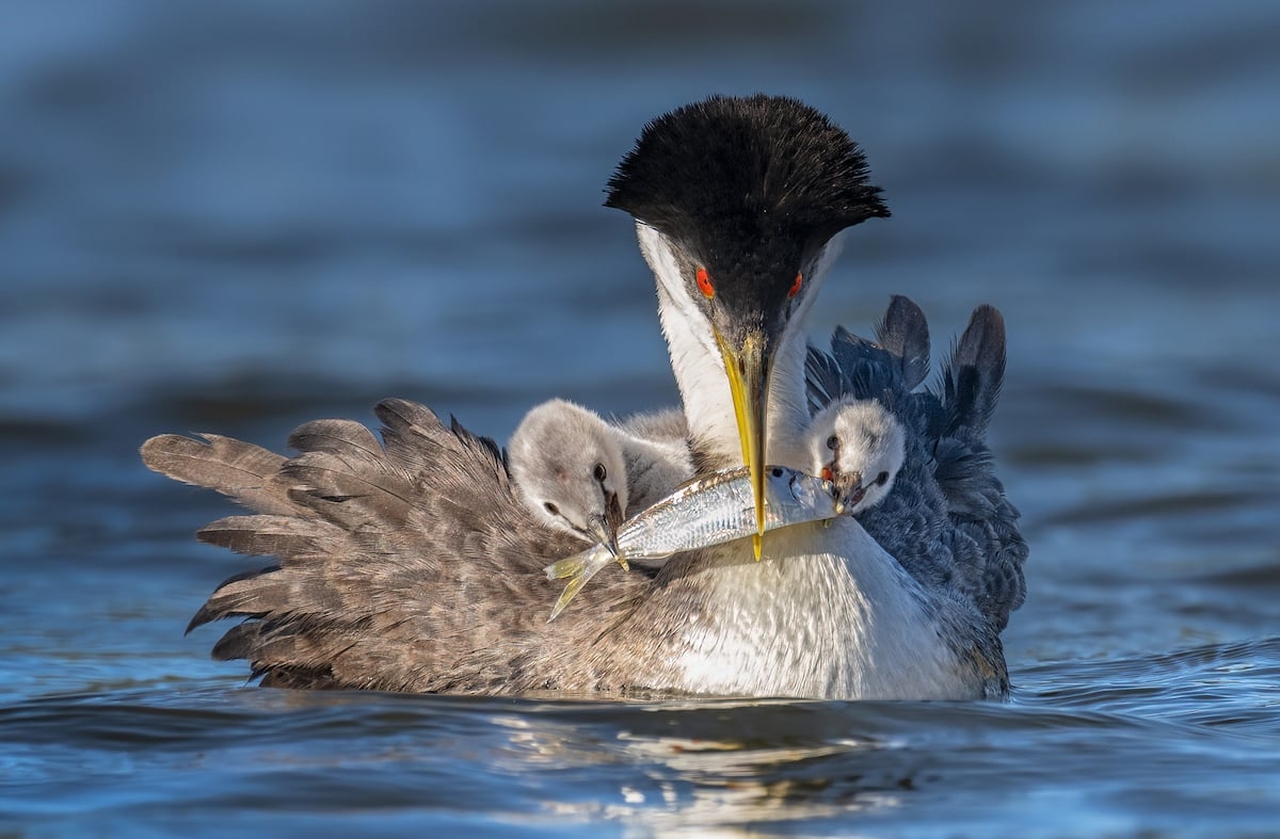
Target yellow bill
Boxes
[715,329,770,560]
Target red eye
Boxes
[788,271,803,298]
[696,267,714,298]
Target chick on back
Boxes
[507,399,627,550]
[807,397,906,515]
[806,295,1028,633]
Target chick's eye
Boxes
[875,471,889,486]
[826,435,838,451]
[544,501,560,516]
[695,267,714,298]
[593,463,607,482]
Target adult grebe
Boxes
[142,94,1014,698]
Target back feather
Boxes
[938,304,1006,443]
[875,294,932,390]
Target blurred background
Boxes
[1,0,1277,834]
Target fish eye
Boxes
[544,501,560,516]
[875,471,889,486]
[826,435,838,451]
[770,467,784,478]
[593,463,607,482]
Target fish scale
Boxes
[545,465,841,619]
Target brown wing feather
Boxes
[141,433,302,517]
[142,399,657,693]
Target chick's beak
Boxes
[588,498,628,572]
[829,467,865,513]
[587,513,614,555]
[715,327,772,560]
[604,490,624,556]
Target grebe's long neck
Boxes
[638,222,844,472]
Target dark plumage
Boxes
[806,296,1028,632]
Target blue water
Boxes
[2,1,1279,835]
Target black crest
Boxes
[605,94,889,269]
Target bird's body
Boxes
[611,522,1001,699]
[141,94,1023,699]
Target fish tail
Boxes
[547,575,589,622]
[544,546,616,621]
[545,550,591,581]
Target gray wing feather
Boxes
[931,305,1026,630]
[286,418,385,459]
[804,342,849,415]
[939,304,1006,442]
[814,294,930,413]
[875,294,931,390]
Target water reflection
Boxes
[2,643,1279,834]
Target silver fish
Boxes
[544,465,841,619]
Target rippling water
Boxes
[2,1,1278,835]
